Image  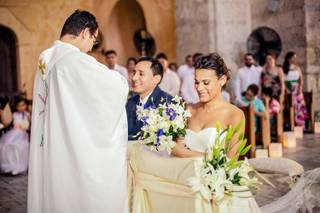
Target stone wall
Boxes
[250,0,307,71]
[0,0,95,98]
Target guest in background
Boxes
[241,84,266,132]
[221,88,231,103]
[156,53,181,96]
[262,87,280,116]
[178,54,199,104]
[261,52,285,103]
[262,87,280,137]
[169,62,178,72]
[104,49,128,80]
[127,57,138,99]
[0,97,30,175]
[126,57,173,140]
[234,53,262,105]
[192,52,203,65]
[126,57,137,88]
[283,51,308,127]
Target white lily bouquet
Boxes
[188,123,260,201]
[136,96,191,153]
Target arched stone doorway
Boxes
[247,27,282,65]
[105,0,149,65]
[0,25,18,95]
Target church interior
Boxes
[1,0,320,212]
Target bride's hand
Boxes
[171,142,187,157]
[171,140,203,158]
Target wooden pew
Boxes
[240,104,256,158]
[262,97,284,143]
[276,109,284,143]
[303,91,315,132]
[260,97,271,148]
[283,94,295,131]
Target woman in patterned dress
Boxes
[283,51,308,128]
[260,53,285,103]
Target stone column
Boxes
[305,0,320,110]
[174,0,251,89]
[174,0,212,64]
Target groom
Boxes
[126,57,173,140]
[28,10,128,213]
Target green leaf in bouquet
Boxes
[236,138,247,155]
[226,125,234,141]
[177,128,187,137]
[218,156,227,165]
[240,145,252,156]
[218,135,227,151]
[237,132,244,142]
[215,122,222,133]
[233,121,243,135]
[227,156,237,167]
[229,160,243,170]
[232,173,241,184]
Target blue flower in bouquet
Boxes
[157,129,164,137]
[136,95,191,153]
[156,129,165,145]
[165,108,177,121]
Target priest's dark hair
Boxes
[137,57,164,80]
[194,52,231,81]
[60,10,98,38]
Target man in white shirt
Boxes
[234,53,262,104]
[104,49,128,80]
[156,53,181,96]
[177,54,199,103]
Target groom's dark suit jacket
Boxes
[126,86,173,140]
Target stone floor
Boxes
[0,133,320,213]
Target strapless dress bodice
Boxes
[185,128,226,152]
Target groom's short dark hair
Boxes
[137,57,164,80]
[60,10,98,38]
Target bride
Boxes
[172,52,245,157]
[127,53,261,213]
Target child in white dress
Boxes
[0,97,30,175]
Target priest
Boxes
[28,10,128,213]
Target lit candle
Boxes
[269,143,282,157]
[255,149,268,158]
[315,122,320,133]
[283,132,296,148]
[294,126,303,139]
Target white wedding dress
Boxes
[185,128,223,152]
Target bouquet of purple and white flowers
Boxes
[136,96,191,153]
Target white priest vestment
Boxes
[28,40,129,213]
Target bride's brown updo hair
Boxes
[194,52,231,81]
